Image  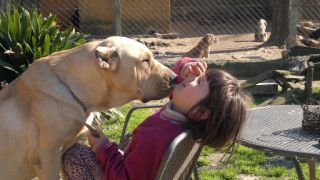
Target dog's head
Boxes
[95,36,176,105]
[258,19,267,27]
[205,34,219,45]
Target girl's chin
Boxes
[171,101,190,114]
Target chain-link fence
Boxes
[1,0,320,60]
[297,1,320,40]
[1,0,317,36]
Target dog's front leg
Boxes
[33,148,62,180]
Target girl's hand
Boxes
[181,61,207,79]
[87,128,109,151]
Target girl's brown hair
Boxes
[186,69,250,152]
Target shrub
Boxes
[0,4,88,83]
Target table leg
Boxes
[290,157,305,180]
[308,158,316,180]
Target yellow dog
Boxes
[0,36,176,179]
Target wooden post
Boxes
[308,158,316,180]
[305,61,314,100]
[287,0,300,48]
[115,0,122,35]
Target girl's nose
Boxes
[184,76,196,84]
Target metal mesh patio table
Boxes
[239,105,320,180]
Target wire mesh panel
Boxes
[170,0,271,37]
[1,0,318,38]
[300,0,320,22]
[77,0,115,35]
[1,0,319,62]
[120,0,171,36]
[1,0,117,35]
[297,0,320,47]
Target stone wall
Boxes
[121,0,171,35]
[79,0,115,35]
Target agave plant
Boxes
[92,108,124,126]
[0,4,88,83]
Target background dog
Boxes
[183,33,218,58]
[0,36,176,179]
[255,19,268,42]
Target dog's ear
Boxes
[260,19,267,26]
[95,46,119,71]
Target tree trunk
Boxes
[263,0,290,47]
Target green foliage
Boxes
[201,146,215,156]
[0,4,88,83]
[263,166,286,177]
[197,156,211,167]
[94,108,125,125]
[312,86,320,100]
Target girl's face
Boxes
[172,74,210,114]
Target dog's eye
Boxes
[142,58,150,63]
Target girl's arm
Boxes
[93,130,170,180]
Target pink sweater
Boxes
[95,57,198,180]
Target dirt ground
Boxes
[133,33,283,62]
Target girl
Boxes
[62,57,250,180]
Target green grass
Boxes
[97,97,320,180]
[313,86,320,100]
[197,146,308,180]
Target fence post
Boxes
[287,0,300,48]
[305,61,314,100]
[115,0,122,35]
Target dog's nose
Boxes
[169,71,178,86]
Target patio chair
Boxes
[119,104,203,180]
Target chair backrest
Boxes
[155,130,203,180]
